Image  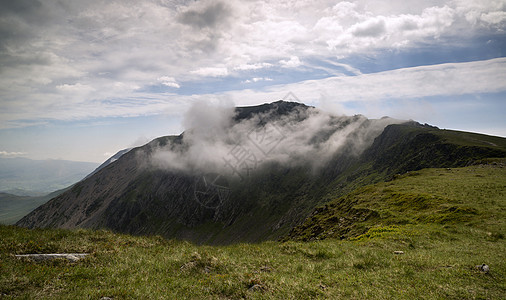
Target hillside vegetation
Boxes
[2,164,504,299]
[288,162,506,241]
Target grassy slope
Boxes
[1,164,504,299]
[288,162,505,241]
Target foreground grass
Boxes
[1,224,504,299]
[1,165,505,299]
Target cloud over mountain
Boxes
[149,101,403,177]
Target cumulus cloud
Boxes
[480,11,506,25]
[352,18,387,37]
[280,56,302,68]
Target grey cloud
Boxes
[0,0,43,18]
[0,0,41,51]
[177,1,231,29]
[352,19,386,37]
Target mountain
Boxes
[16,101,506,244]
[0,157,98,196]
[84,148,132,180]
[4,163,505,298]
[0,150,130,225]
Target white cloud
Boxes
[224,57,506,109]
[275,57,506,103]
[0,58,504,129]
[157,76,180,88]
[190,67,229,77]
[242,77,273,83]
[234,63,273,71]
[480,11,506,25]
[351,18,387,37]
[56,83,95,93]
[279,56,302,68]
[0,151,27,156]
[0,0,505,129]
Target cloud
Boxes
[56,83,95,93]
[234,63,273,71]
[480,11,506,25]
[0,151,26,156]
[177,1,232,29]
[0,58,504,129]
[352,18,387,37]
[0,0,505,129]
[279,56,302,68]
[149,100,405,176]
[254,57,506,111]
[190,67,229,77]
[242,77,273,83]
[157,76,180,88]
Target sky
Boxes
[0,0,505,163]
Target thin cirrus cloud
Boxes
[0,58,504,129]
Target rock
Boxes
[476,264,490,273]
[393,251,404,255]
[248,284,264,292]
[100,297,112,300]
[14,253,88,262]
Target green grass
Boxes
[289,164,506,241]
[1,164,505,299]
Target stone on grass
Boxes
[248,284,264,292]
[476,264,490,273]
[14,253,88,262]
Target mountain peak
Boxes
[233,100,310,122]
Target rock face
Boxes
[16,101,506,244]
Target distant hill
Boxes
[0,188,69,225]
[17,101,506,244]
[0,151,132,224]
[0,157,98,196]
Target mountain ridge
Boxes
[16,101,506,244]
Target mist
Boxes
[148,101,404,178]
